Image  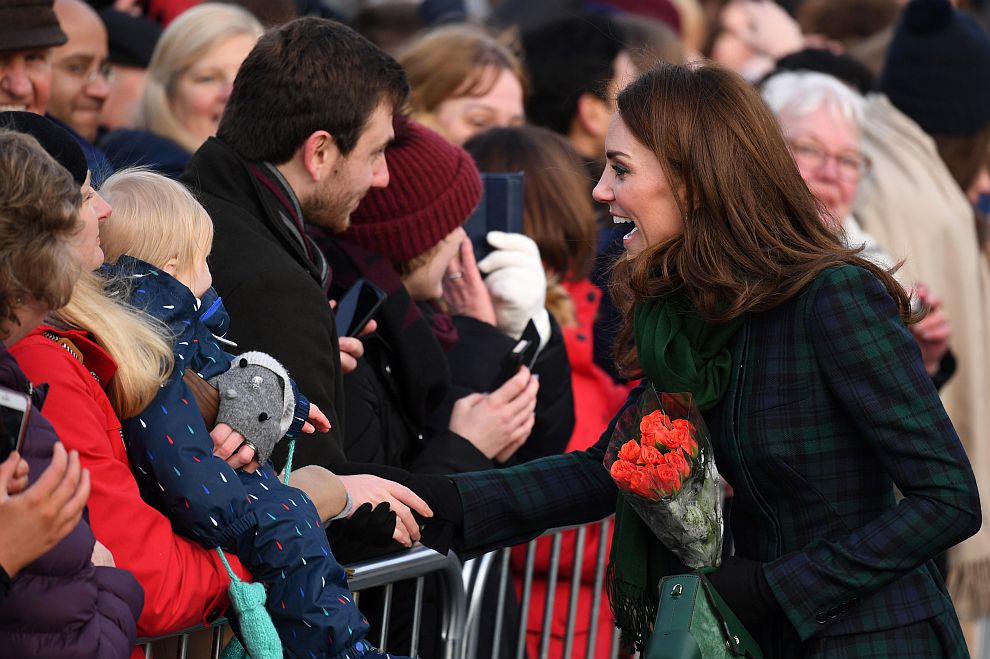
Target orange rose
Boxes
[610,460,636,489]
[651,464,683,496]
[639,444,665,465]
[672,418,695,434]
[617,439,641,463]
[665,449,691,478]
[657,427,685,451]
[628,466,656,498]
[639,411,671,445]
[683,435,699,458]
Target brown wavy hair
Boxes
[610,62,914,375]
[0,130,82,338]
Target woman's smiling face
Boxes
[593,113,684,257]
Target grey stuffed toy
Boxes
[208,351,297,465]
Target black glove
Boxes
[326,502,403,564]
[403,472,463,555]
[706,556,781,629]
[327,462,465,554]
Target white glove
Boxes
[477,231,552,348]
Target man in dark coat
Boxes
[181,18,430,545]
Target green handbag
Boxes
[644,571,764,659]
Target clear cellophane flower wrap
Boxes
[604,385,723,569]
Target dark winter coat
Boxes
[181,137,347,470]
[98,128,191,180]
[319,238,496,474]
[449,266,980,658]
[0,342,144,658]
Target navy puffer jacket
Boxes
[0,342,144,658]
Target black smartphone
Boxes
[0,386,31,462]
[488,319,542,390]
[334,277,387,338]
[464,171,525,262]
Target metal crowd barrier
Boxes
[135,518,619,659]
[461,517,621,659]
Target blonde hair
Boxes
[140,3,263,153]
[99,169,214,275]
[398,24,526,119]
[53,271,174,418]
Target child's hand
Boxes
[210,422,261,473]
[301,403,331,434]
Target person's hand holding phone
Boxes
[448,366,539,463]
[0,443,90,579]
[477,232,551,347]
[329,296,379,375]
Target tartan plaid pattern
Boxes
[450,387,639,557]
[707,265,979,653]
[451,266,980,656]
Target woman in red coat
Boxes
[5,113,254,641]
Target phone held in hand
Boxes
[464,171,525,262]
[0,386,31,462]
[334,277,387,338]
[489,319,542,390]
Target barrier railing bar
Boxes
[177,632,189,659]
[490,548,510,659]
[563,524,587,659]
[461,550,493,659]
[587,516,611,659]
[539,532,563,659]
[516,540,537,659]
[379,582,394,651]
[345,545,452,591]
[211,624,224,658]
[410,576,424,656]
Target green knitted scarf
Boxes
[607,296,743,650]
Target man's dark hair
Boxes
[218,17,409,163]
[521,13,624,136]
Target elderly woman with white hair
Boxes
[762,70,954,387]
[98,3,263,177]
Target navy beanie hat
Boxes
[0,111,88,185]
[880,0,990,136]
[346,114,482,264]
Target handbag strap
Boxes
[694,568,763,658]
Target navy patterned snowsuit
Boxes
[106,257,383,659]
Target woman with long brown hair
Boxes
[411,61,980,658]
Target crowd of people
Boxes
[0,0,988,657]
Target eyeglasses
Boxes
[55,58,114,86]
[788,137,872,183]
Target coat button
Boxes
[384,364,391,375]
[815,612,827,624]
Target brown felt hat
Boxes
[0,0,68,52]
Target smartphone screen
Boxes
[334,278,387,338]
[0,387,30,462]
[464,172,525,262]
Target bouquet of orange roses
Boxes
[604,385,723,568]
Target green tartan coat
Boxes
[449,265,981,658]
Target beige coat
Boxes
[855,94,990,619]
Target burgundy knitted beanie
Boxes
[345,114,482,264]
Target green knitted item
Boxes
[217,439,296,659]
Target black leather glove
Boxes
[706,556,781,629]
[327,462,465,555]
[326,502,403,564]
[403,472,463,555]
